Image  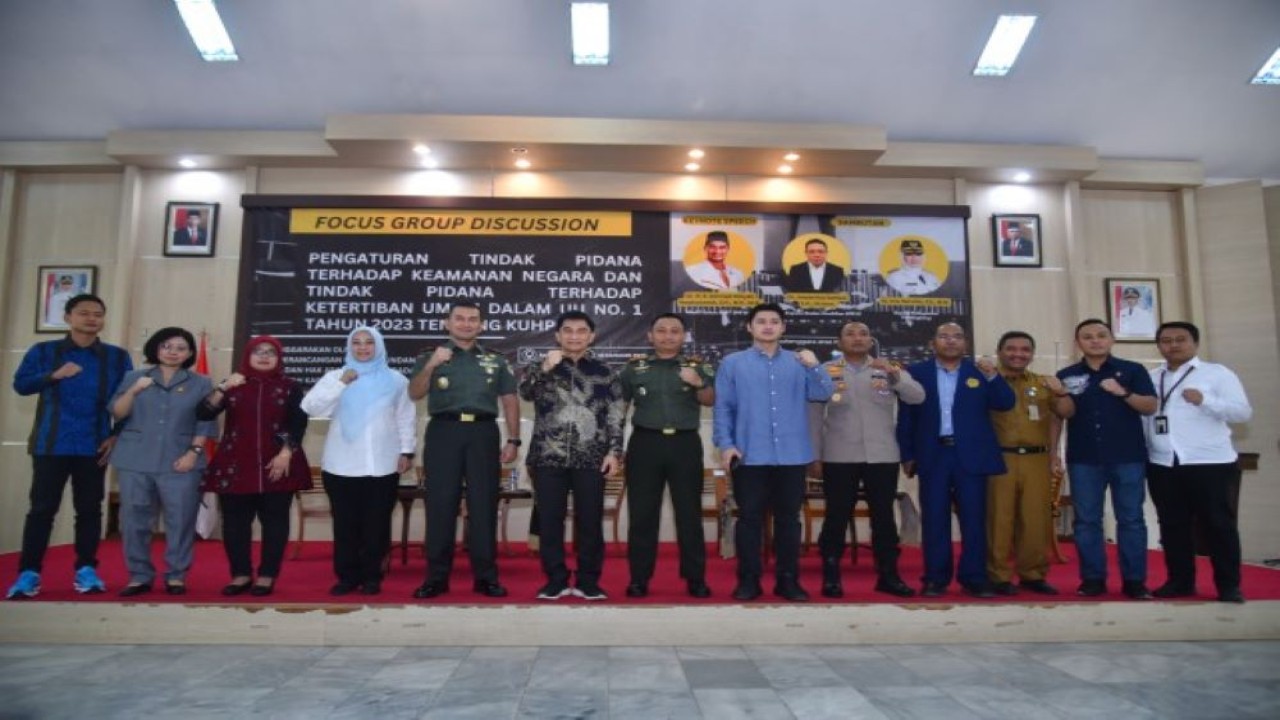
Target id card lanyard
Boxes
[1155,366,1195,434]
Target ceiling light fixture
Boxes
[777,165,793,175]
[973,14,1037,77]
[688,149,705,159]
[514,158,532,170]
[1251,47,1280,85]
[421,158,439,169]
[571,2,610,66]
[413,144,432,155]
[178,158,198,168]
[173,0,239,62]
[783,152,800,162]
[684,163,700,172]
[1013,171,1031,183]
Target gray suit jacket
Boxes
[109,368,217,473]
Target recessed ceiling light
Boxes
[571,2,610,66]
[973,15,1037,77]
[511,147,528,155]
[684,163,700,172]
[688,149,705,159]
[413,144,431,155]
[1251,47,1280,85]
[178,158,197,168]
[777,165,793,174]
[783,152,800,162]
[173,0,239,62]
[1013,171,1031,183]
[514,158,532,170]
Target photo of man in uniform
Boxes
[1115,286,1156,339]
[884,238,941,296]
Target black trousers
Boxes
[819,461,902,573]
[732,464,805,582]
[424,419,501,584]
[533,466,605,585]
[625,430,706,583]
[20,455,105,572]
[322,472,398,585]
[220,491,294,579]
[1147,461,1242,592]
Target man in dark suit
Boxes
[1000,223,1033,258]
[172,209,208,246]
[783,238,845,293]
[896,322,1015,598]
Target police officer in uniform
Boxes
[620,313,715,598]
[987,331,1069,596]
[409,301,520,599]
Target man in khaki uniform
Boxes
[988,331,1070,595]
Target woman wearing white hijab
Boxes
[301,326,416,596]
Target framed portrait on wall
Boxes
[991,213,1042,268]
[163,201,218,257]
[36,265,96,332]
[1106,278,1161,342]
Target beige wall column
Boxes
[110,165,143,349]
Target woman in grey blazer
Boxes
[110,327,217,596]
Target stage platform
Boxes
[2,541,1277,646]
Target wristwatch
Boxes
[506,439,522,447]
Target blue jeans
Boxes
[1068,462,1147,583]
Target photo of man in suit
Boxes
[896,322,1015,598]
[1000,222,1034,257]
[172,209,208,247]
[783,238,845,293]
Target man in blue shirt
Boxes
[896,322,1015,598]
[714,303,834,601]
[7,294,133,599]
[1056,318,1158,599]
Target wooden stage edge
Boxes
[1,600,1276,647]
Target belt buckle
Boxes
[1017,447,1029,455]
[460,412,476,422]
[661,428,676,435]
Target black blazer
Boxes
[783,262,845,292]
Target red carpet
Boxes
[3,539,1277,605]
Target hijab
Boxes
[334,326,401,441]
[240,335,289,386]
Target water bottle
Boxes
[507,466,520,491]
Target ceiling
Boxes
[1,0,1278,180]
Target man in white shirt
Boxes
[884,238,941,296]
[686,231,746,290]
[1145,321,1252,603]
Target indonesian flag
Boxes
[196,330,218,459]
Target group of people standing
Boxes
[6,294,1253,606]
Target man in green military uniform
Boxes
[619,313,715,598]
[409,301,521,599]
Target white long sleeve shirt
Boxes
[300,369,416,477]
[1145,357,1251,467]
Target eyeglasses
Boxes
[159,343,191,353]
[251,349,279,357]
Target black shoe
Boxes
[1153,582,1195,599]
[820,557,843,598]
[472,580,509,598]
[412,581,448,599]
[963,582,997,599]
[118,583,152,598]
[625,581,649,598]
[164,581,187,596]
[536,580,572,600]
[221,580,252,597]
[574,583,608,601]
[1217,587,1245,604]
[1018,579,1060,595]
[249,580,274,597]
[820,581,844,599]
[920,581,947,598]
[1122,581,1153,600]
[874,575,916,598]
[330,581,358,597]
[991,582,1019,597]
[361,581,382,595]
[686,580,711,598]
[773,580,810,602]
[731,582,763,601]
[1076,579,1107,597]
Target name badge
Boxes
[1154,415,1169,435]
[1028,404,1040,422]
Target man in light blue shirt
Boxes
[714,303,834,601]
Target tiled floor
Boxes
[1,641,1277,719]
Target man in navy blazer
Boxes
[897,322,1015,597]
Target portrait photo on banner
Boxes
[991,213,1042,268]
[36,265,96,332]
[163,201,219,257]
[1105,278,1161,342]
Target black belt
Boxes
[633,426,698,436]
[938,436,956,446]
[431,412,496,423]
[1002,446,1048,455]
